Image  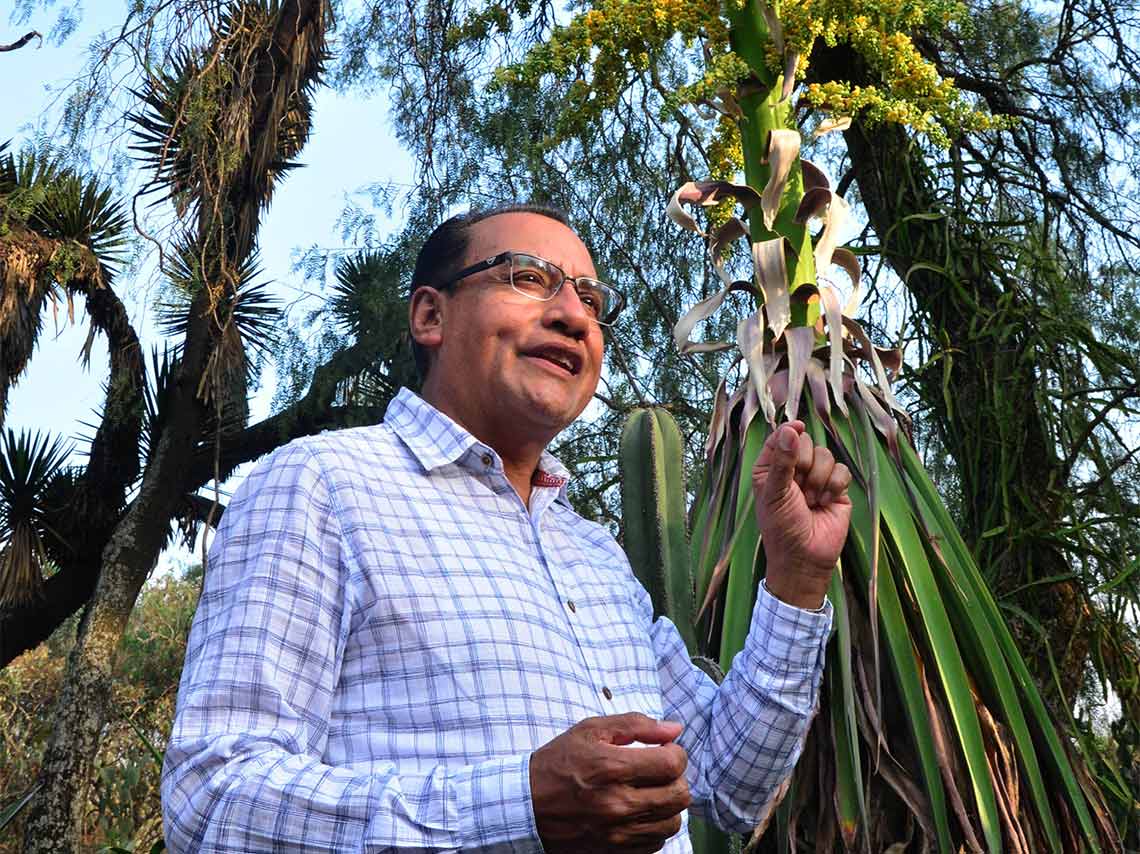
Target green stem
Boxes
[726,0,817,294]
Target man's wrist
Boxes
[762,563,831,611]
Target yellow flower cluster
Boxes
[777,0,1010,144]
[495,0,725,139]
[495,0,1010,148]
[705,116,744,230]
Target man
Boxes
[162,205,852,852]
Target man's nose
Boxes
[544,280,593,338]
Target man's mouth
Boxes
[525,346,582,376]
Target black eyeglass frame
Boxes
[436,251,626,326]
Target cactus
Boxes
[619,405,698,653]
[620,405,742,854]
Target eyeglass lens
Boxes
[509,254,616,323]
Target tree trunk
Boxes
[812,42,1089,707]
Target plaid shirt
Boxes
[162,388,831,852]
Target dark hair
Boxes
[409,203,573,379]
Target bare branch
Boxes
[0,31,42,52]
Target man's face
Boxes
[417,212,605,446]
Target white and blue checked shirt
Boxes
[162,388,831,852]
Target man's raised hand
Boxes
[530,713,691,854]
[752,420,853,610]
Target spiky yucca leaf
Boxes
[156,246,281,379]
[0,430,71,606]
[329,249,404,342]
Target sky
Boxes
[3,1,415,570]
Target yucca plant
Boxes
[0,430,72,607]
[501,0,1132,851]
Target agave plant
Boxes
[607,0,1123,851]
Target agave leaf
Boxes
[899,440,1083,852]
[851,389,885,760]
[831,247,863,316]
[818,284,849,415]
[674,281,754,354]
[814,192,850,276]
[832,410,956,852]
[805,358,833,425]
[793,187,833,227]
[760,130,801,231]
[719,416,769,670]
[668,180,763,235]
[918,658,987,853]
[782,326,815,423]
[801,159,830,192]
[709,217,751,286]
[705,375,731,466]
[737,311,776,427]
[873,440,1003,852]
[753,238,791,342]
[843,318,905,416]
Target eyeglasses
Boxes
[438,251,626,326]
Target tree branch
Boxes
[187,341,385,490]
[0,31,41,52]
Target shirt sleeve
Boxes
[160,441,543,853]
[637,577,831,834]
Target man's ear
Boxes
[409,286,446,352]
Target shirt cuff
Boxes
[458,752,545,852]
[743,583,832,681]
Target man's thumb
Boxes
[604,713,683,746]
[759,425,800,504]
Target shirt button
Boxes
[602,686,613,701]
[480,453,492,467]
[566,600,576,613]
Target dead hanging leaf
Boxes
[814,116,853,137]
[667,180,763,235]
[704,374,731,465]
[709,217,751,287]
[783,325,816,423]
[700,89,743,119]
[818,283,849,416]
[843,317,905,415]
[918,660,986,854]
[805,358,833,424]
[760,130,802,231]
[673,280,754,354]
[801,159,830,192]
[780,51,799,103]
[793,187,834,226]
[854,375,900,457]
[814,192,851,276]
[831,247,863,316]
[737,311,777,427]
[753,237,791,342]
[710,217,750,260]
[977,701,1030,854]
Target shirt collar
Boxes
[385,388,572,501]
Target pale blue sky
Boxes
[3,2,415,568]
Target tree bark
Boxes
[810,42,1090,709]
[21,3,328,849]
